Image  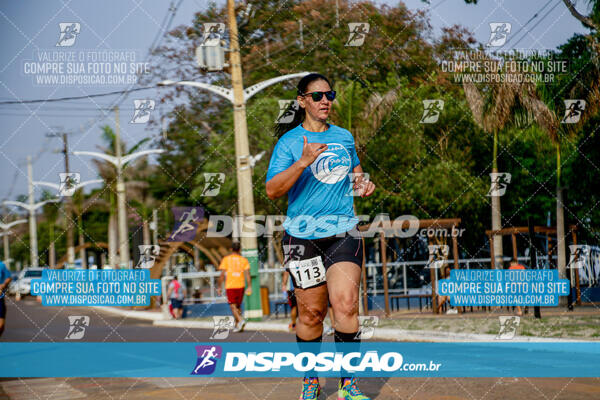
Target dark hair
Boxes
[231,242,241,252]
[274,73,332,138]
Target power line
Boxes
[511,0,562,48]
[432,0,450,10]
[0,86,159,105]
[499,0,555,49]
[105,0,184,110]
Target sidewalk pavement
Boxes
[98,306,592,343]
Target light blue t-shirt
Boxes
[0,261,11,284]
[266,123,360,239]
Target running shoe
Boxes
[238,318,247,332]
[299,377,320,400]
[337,378,370,400]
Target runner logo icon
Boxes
[192,345,222,375]
[56,23,80,47]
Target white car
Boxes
[7,274,19,295]
[15,268,44,296]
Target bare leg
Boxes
[294,283,328,339]
[229,303,242,324]
[0,318,5,337]
[291,305,297,327]
[437,296,448,313]
[326,262,361,333]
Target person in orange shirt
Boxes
[217,242,252,332]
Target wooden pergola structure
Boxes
[55,219,232,279]
[148,219,232,280]
[485,224,581,304]
[358,218,462,316]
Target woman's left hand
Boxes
[353,174,376,197]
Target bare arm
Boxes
[244,270,252,295]
[216,270,225,295]
[351,165,376,197]
[0,277,10,292]
[266,136,327,199]
[281,270,288,293]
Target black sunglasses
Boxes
[300,90,336,102]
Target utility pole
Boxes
[114,106,130,268]
[227,0,261,319]
[62,133,75,266]
[27,157,39,267]
[46,130,75,265]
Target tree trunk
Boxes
[49,242,55,269]
[556,142,567,306]
[557,187,567,305]
[193,246,200,270]
[142,218,151,246]
[78,216,86,268]
[561,0,598,30]
[491,192,503,268]
[108,212,118,267]
[491,131,503,268]
[79,232,86,268]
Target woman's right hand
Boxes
[299,136,328,168]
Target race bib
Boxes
[288,256,326,289]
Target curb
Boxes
[152,319,591,343]
[95,306,167,321]
[97,307,595,343]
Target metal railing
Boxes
[175,255,562,303]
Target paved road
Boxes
[1,297,598,399]
[0,297,294,342]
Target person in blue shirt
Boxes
[266,73,375,400]
[0,261,12,337]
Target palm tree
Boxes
[333,79,403,160]
[127,157,160,247]
[462,60,556,268]
[40,190,60,268]
[72,189,108,268]
[91,126,151,267]
[538,47,600,283]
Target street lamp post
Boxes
[158,1,310,320]
[3,157,61,267]
[33,179,102,268]
[0,219,27,269]
[3,189,60,268]
[74,130,164,268]
[158,75,310,320]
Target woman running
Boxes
[266,73,375,400]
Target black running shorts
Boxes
[282,227,363,288]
